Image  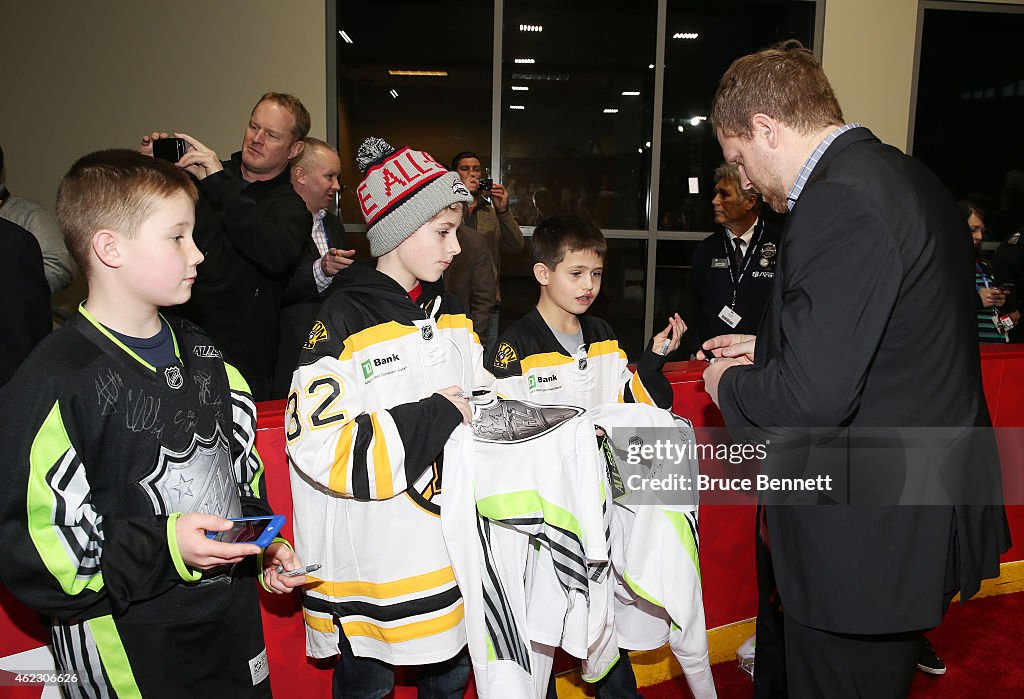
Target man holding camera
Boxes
[140,92,313,400]
[451,151,524,355]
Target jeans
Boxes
[332,629,470,699]
[594,648,642,699]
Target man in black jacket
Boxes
[141,93,313,400]
[272,137,353,398]
[702,42,1009,698]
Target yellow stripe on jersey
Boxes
[588,339,627,360]
[339,321,418,360]
[342,603,465,644]
[629,371,653,405]
[308,565,456,599]
[520,352,574,373]
[438,313,480,343]
[369,413,394,498]
[329,420,356,492]
[303,608,336,634]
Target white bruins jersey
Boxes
[441,399,613,698]
[285,269,493,664]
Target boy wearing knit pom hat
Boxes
[286,137,492,696]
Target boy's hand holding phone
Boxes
[176,512,260,570]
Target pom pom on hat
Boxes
[356,136,396,174]
[355,137,473,257]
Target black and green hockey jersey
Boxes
[0,307,273,698]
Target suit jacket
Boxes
[0,218,51,386]
[272,212,347,399]
[718,127,1008,634]
[691,218,781,346]
[444,223,495,337]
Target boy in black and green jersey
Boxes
[0,150,305,698]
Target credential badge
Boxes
[761,242,777,259]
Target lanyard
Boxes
[722,221,764,307]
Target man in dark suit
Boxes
[0,218,50,386]
[272,138,354,398]
[701,41,1009,697]
[691,162,780,348]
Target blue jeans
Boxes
[594,648,642,699]
[332,630,470,699]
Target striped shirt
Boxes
[786,123,862,211]
[310,209,332,293]
[976,262,1009,343]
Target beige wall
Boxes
[822,0,1024,153]
[0,0,326,215]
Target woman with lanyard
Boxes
[964,201,1015,342]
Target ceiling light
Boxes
[673,32,699,40]
[677,125,685,133]
[512,73,569,81]
[638,148,643,154]
[514,58,536,64]
[648,64,655,69]
[389,89,398,99]
[622,91,640,96]
[338,30,353,44]
[604,108,619,114]
[388,70,448,77]
[519,24,543,32]
[689,116,707,126]
[511,86,529,91]
[509,105,526,110]
[645,141,651,148]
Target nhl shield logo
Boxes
[164,366,183,389]
[578,356,588,371]
[421,323,434,341]
[472,398,584,443]
[138,423,241,517]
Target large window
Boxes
[335,0,821,357]
[912,2,1024,241]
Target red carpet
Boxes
[640,591,1024,698]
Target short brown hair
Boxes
[531,214,607,269]
[711,40,843,139]
[56,149,198,275]
[256,92,311,142]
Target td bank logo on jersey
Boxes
[360,351,407,383]
[527,371,561,393]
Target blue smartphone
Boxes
[206,515,286,548]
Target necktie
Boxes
[733,237,745,270]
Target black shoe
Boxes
[916,635,946,675]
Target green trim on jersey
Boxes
[28,401,104,595]
[660,509,701,584]
[581,650,620,683]
[224,362,251,394]
[78,304,182,372]
[486,633,497,662]
[476,490,584,542]
[623,570,665,609]
[166,513,201,582]
[87,615,144,698]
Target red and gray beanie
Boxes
[355,136,472,257]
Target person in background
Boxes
[451,150,525,357]
[273,137,355,398]
[0,142,74,292]
[964,200,1017,343]
[443,222,495,339]
[140,92,313,400]
[0,217,51,385]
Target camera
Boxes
[153,137,188,163]
[478,177,494,192]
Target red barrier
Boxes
[2,347,1022,697]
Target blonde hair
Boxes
[56,149,197,275]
